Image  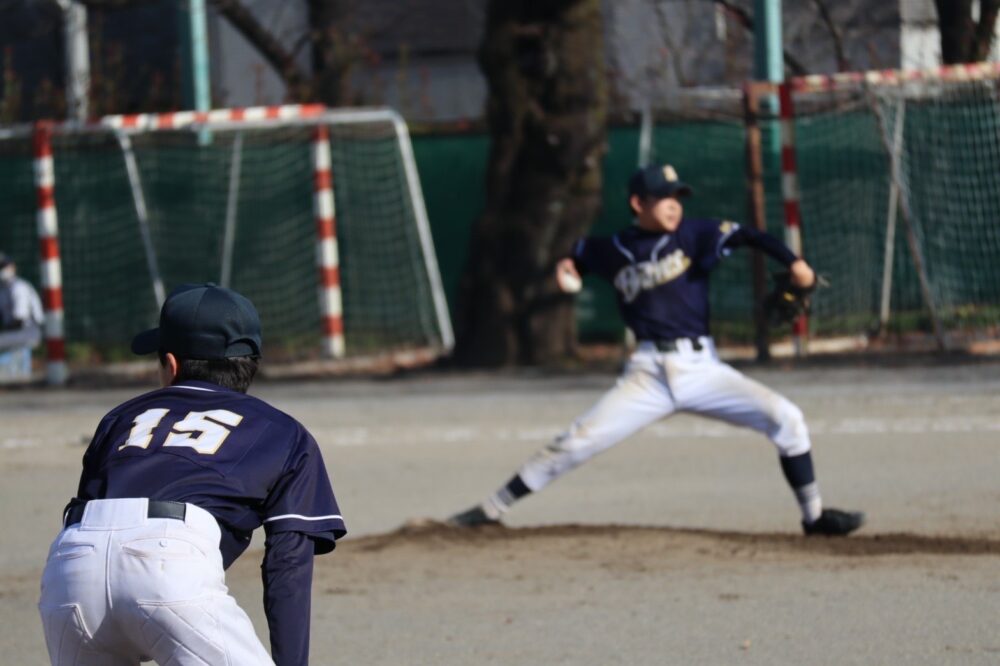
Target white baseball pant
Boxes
[38,498,274,666]
[518,338,811,491]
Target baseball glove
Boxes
[764,271,819,326]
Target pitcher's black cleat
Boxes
[803,508,865,536]
[446,505,500,528]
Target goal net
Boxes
[2,106,453,380]
[630,67,1000,355]
[788,64,1000,350]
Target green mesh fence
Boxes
[1,121,448,364]
[3,82,999,365]
[326,123,442,354]
[0,137,39,290]
[794,105,899,338]
[635,78,1000,347]
[411,132,489,315]
[794,78,1000,345]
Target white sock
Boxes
[480,486,519,520]
[795,482,823,523]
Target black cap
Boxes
[131,283,262,359]
[628,164,693,200]
[0,252,12,269]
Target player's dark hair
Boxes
[159,353,260,393]
[627,194,647,217]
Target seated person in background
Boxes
[0,252,43,380]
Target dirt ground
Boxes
[1,361,999,664]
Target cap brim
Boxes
[130,328,160,355]
[650,182,693,199]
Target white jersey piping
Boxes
[263,513,344,523]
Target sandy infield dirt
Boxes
[1,360,998,664]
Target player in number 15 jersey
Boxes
[39,284,346,666]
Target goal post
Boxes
[12,104,454,384]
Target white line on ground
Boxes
[315,415,1000,447]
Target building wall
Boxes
[191,0,1000,117]
[0,0,179,121]
[207,1,309,107]
[2,2,998,123]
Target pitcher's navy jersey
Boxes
[572,218,796,340]
[75,380,346,568]
[572,218,737,340]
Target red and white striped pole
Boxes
[778,83,808,356]
[312,125,345,358]
[32,121,68,385]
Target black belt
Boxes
[641,338,704,352]
[64,500,187,527]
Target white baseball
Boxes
[557,265,582,293]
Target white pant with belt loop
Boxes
[518,338,812,491]
[38,498,274,666]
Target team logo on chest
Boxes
[614,248,691,303]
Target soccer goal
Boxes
[786,62,1000,351]
[2,105,454,384]
[634,63,1000,357]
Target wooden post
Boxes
[743,82,772,362]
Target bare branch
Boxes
[651,1,690,86]
[714,0,752,30]
[208,0,309,98]
[810,0,851,71]
[713,0,808,76]
[75,0,312,97]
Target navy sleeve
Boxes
[692,219,738,258]
[570,237,621,281]
[262,428,346,553]
[569,238,593,275]
[722,225,798,266]
[262,530,315,666]
[684,219,742,271]
[75,413,119,504]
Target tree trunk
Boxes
[974,0,1000,61]
[307,0,356,106]
[935,0,1000,64]
[936,0,976,63]
[453,0,608,367]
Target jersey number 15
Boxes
[120,408,244,455]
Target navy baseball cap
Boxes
[131,283,262,359]
[628,164,693,200]
[0,252,12,268]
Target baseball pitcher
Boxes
[449,164,863,537]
